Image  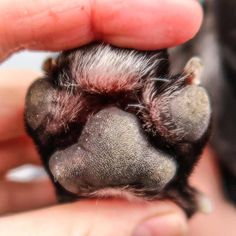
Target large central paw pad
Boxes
[49,107,177,196]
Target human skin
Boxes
[0,0,235,235]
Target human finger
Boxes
[0,136,40,175]
[0,199,188,236]
[189,147,236,235]
[0,69,40,141]
[0,0,203,60]
[0,179,56,215]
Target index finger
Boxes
[0,0,203,60]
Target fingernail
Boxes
[133,214,188,236]
[197,193,213,214]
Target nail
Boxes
[197,192,213,214]
[133,214,188,236]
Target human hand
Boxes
[0,0,202,60]
[189,148,236,236]
[0,0,214,235]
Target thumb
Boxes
[0,199,188,236]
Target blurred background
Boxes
[0,51,50,72]
[0,52,50,181]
